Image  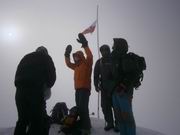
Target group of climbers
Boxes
[14,33,146,135]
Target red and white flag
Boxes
[82,20,97,34]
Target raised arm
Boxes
[64,45,76,70]
[77,33,93,66]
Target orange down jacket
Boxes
[65,46,93,90]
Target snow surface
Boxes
[0,118,165,135]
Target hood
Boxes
[73,51,85,64]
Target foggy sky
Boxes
[0,0,180,135]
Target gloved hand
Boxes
[43,84,51,100]
[64,45,72,57]
[76,33,88,48]
[95,87,100,92]
[95,84,102,92]
[115,83,127,95]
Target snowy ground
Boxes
[0,118,165,135]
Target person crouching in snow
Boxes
[64,33,93,135]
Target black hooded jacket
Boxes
[94,56,114,91]
[15,51,56,88]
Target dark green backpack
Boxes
[50,102,68,124]
[122,52,146,89]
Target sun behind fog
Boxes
[0,25,22,43]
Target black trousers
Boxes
[14,87,50,135]
[75,89,91,130]
[101,90,114,126]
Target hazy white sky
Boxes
[0,0,180,135]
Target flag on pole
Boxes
[82,20,97,34]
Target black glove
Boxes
[95,83,102,92]
[64,45,72,57]
[95,86,100,92]
[76,33,88,48]
[115,83,127,95]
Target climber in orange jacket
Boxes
[64,33,93,135]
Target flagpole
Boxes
[96,5,100,119]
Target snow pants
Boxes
[101,90,116,126]
[75,89,91,131]
[14,86,50,135]
[112,92,136,135]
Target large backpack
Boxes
[50,102,68,124]
[121,52,146,89]
[59,106,81,135]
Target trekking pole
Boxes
[96,4,100,119]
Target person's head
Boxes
[73,51,85,64]
[100,44,110,58]
[36,46,48,54]
[112,38,128,55]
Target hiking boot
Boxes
[114,125,120,132]
[104,124,114,131]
